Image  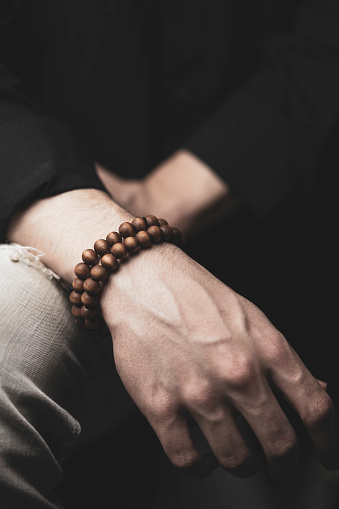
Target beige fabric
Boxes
[0,244,135,508]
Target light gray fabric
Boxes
[0,244,136,508]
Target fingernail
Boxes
[317,379,328,390]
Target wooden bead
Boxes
[106,231,122,246]
[80,306,98,320]
[91,264,108,281]
[72,217,180,331]
[172,227,183,246]
[94,239,111,256]
[147,225,162,243]
[111,242,128,259]
[160,224,173,241]
[131,217,147,232]
[145,215,159,227]
[69,291,82,305]
[81,292,99,307]
[82,248,98,265]
[85,316,102,330]
[124,236,140,253]
[83,278,101,294]
[74,262,91,280]
[158,218,168,226]
[71,305,82,318]
[135,230,151,248]
[101,253,119,271]
[119,221,136,238]
[72,278,84,292]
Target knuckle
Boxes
[305,394,333,428]
[218,451,251,472]
[270,434,299,460]
[150,394,176,424]
[183,383,214,413]
[224,357,256,392]
[170,451,200,470]
[263,332,289,365]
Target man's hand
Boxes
[8,188,339,482]
[95,149,236,237]
[102,242,339,481]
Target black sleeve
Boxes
[0,62,106,243]
[182,0,339,217]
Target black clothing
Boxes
[1,0,339,241]
[1,3,339,505]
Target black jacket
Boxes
[1,0,339,242]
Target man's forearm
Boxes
[6,188,135,285]
[141,150,236,235]
[96,150,237,237]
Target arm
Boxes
[97,0,339,232]
[0,61,106,243]
[181,0,339,217]
[95,150,237,237]
[7,188,339,481]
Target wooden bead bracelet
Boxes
[69,215,183,331]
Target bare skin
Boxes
[7,151,339,481]
[95,149,237,237]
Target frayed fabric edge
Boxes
[0,243,61,281]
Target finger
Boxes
[150,409,217,478]
[235,378,299,481]
[190,405,260,478]
[269,347,339,471]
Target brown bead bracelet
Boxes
[69,215,183,331]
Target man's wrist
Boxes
[142,149,235,235]
[100,240,181,328]
[69,213,184,330]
